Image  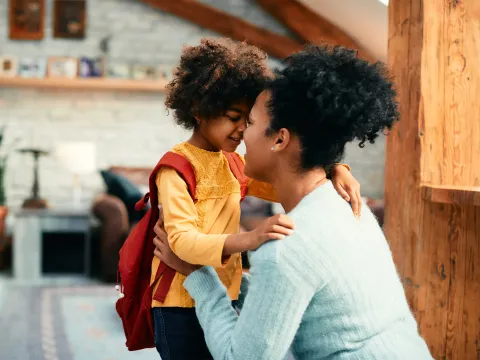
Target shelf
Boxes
[421,184,480,206]
[0,76,167,92]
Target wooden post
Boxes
[385,0,480,359]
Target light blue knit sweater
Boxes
[184,181,433,360]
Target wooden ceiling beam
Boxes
[255,0,375,62]
[139,0,303,59]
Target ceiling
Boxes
[297,0,388,61]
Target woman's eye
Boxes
[228,116,241,122]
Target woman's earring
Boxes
[271,146,275,151]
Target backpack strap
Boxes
[158,152,197,201]
[223,151,249,201]
[134,152,197,212]
[143,151,248,304]
[139,151,197,303]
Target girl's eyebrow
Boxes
[227,107,244,114]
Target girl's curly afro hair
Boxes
[266,44,399,171]
[165,38,272,129]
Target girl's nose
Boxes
[237,119,247,132]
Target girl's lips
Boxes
[229,137,242,144]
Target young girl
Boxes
[151,38,361,360]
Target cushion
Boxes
[100,170,146,223]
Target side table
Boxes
[13,208,91,280]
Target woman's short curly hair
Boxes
[165,38,272,129]
[266,44,399,171]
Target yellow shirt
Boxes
[151,142,276,308]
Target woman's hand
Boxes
[153,209,199,276]
[331,165,362,218]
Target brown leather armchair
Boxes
[91,166,151,282]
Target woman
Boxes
[149,38,360,360]
[153,45,433,359]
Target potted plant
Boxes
[0,126,19,269]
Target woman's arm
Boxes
[235,272,251,311]
[183,252,315,360]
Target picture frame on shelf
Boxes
[91,58,104,77]
[18,58,47,78]
[47,57,78,79]
[132,64,157,81]
[53,0,86,39]
[78,57,104,78]
[9,0,45,40]
[156,64,174,81]
[0,56,18,77]
[106,63,131,79]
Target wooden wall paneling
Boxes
[255,0,375,62]
[138,0,303,59]
[385,0,480,359]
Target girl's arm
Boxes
[157,168,293,266]
[246,162,361,217]
[157,167,227,266]
[247,163,351,202]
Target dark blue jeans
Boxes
[152,307,213,360]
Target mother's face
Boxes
[243,91,277,182]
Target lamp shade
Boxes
[55,141,96,175]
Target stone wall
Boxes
[0,0,386,210]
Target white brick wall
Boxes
[0,0,386,210]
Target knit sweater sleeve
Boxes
[183,255,315,360]
[235,272,251,311]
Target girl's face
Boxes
[195,101,251,153]
[243,91,278,182]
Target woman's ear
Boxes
[273,128,291,151]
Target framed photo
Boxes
[156,64,174,81]
[0,57,18,77]
[106,63,131,79]
[53,0,86,39]
[9,0,45,40]
[132,65,157,81]
[18,58,47,78]
[47,57,78,79]
[78,57,104,78]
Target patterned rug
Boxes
[0,284,158,360]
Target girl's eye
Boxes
[246,117,252,125]
[228,115,241,122]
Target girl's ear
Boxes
[194,115,203,125]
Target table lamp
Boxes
[55,142,96,208]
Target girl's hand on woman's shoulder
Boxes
[331,165,362,219]
[247,214,295,250]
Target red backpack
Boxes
[115,150,248,351]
